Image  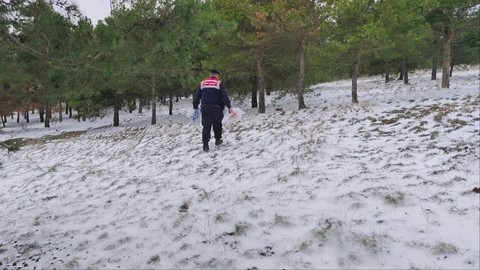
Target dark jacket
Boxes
[193,76,231,110]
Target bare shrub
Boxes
[384,191,405,205]
[429,131,439,140]
[431,242,459,255]
[313,218,341,246]
[338,252,360,267]
[16,242,40,254]
[64,258,81,268]
[214,211,230,223]
[274,214,292,227]
[234,222,250,235]
[179,200,189,213]
[148,254,160,264]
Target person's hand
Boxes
[228,107,235,117]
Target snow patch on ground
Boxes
[0,67,479,269]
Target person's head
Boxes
[210,69,221,78]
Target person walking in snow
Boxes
[193,69,233,152]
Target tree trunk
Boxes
[442,26,454,88]
[403,56,409,84]
[59,102,63,122]
[384,61,390,83]
[450,60,454,77]
[128,99,134,113]
[251,89,258,108]
[39,105,45,122]
[351,55,360,104]
[169,93,173,115]
[257,46,266,114]
[45,103,51,128]
[138,99,143,114]
[431,55,438,80]
[297,40,307,110]
[25,107,29,123]
[151,77,157,125]
[65,102,69,114]
[266,83,272,96]
[431,38,438,80]
[17,111,20,123]
[1,115,5,127]
[113,93,121,127]
[251,77,258,108]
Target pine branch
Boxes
[1,29,103,72]
[1,29,56,64]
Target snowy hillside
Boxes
[0,67,479,269]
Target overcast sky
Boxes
[74,0,111,24]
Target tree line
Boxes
[0,0,478,128]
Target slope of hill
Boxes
[0,67,479,269]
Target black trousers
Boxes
[201,105,224,143]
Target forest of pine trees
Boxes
[1,0,479,127]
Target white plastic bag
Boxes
[222,108,245,129]
[222,111,232,129]
[230,107,245,120]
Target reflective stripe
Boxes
[200,79,221,89]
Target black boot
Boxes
[203,142,209,152]
[215,139,223,146]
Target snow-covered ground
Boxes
[1,67,479,269]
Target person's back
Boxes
[199,76,225,108]
[193,70,232,152]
